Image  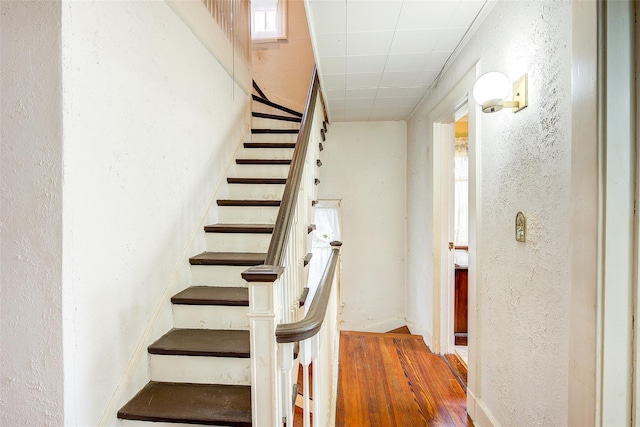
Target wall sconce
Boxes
[472,71,528,113]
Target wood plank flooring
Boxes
[335,331,471,426]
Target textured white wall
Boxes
[319,122,406,332]
[0,2,65,425]
[405,109,434,340]
[60,1,249,424]
[407,1,575,425]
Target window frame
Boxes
[251,0,287,42]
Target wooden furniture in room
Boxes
[454,266,468,346]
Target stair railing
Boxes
[277,241,342,427]
[243,67,340,426]
[201,0,251,67]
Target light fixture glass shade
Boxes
[472,72,510,105]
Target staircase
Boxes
[117,90,304,426]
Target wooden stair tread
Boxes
[227,177,287,185]
[118,381,251,427]
[251,128,298,134]
[252,95,303,117]
[204,223,274,233]
[172,286,249,306]
[236,158,291,165]
[252,81,269,101]
[243,142,296,149]
[217,199,281,207]
[252,111,302,123]
[149,329,250,357]
[189,252,266,266]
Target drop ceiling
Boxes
[304,0,490,122]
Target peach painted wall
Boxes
[252,0,315,112]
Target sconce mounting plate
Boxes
[512,74,528,113]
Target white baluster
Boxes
[280,342,295,427]
[300,338,312,427]
[311,333,321,427]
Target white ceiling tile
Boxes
[423,51,452,70]
[380,70,421,86]
[369,105,415,119]
[347,55,387,74]
[327,102,346,116]
[345,114,372,122]
[308,0,490,121]
[344,107,372,121]
[434,27,468,52]
[392,106,416,116]
[376,86,429,98]
[327,100,346,111]
[373,96,423,108]
[368,110,393,121]
[389,29,441,54]
[325,88,346,100]
[321,74,346,90]
[415,69,441,86]
[396,1,459,30]
[346,73,382,89]
[328,107,346,122]
[308,2,346,34]
[316,33,346,57]
[346,88,379,99]
[451,1,485,28]
[319,56,347,74]
[385,53,428,72]
[345,98,375,109]
[347,31,394,56]
[346,1,403,32]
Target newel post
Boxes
[242,265,285,427]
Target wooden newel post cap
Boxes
[241,265,285,282]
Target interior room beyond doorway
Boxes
[454,114,469,365]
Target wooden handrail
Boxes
[264,67,319,266]
[276,242,342,343]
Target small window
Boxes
[251,0,287,41]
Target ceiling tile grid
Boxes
[308,0,488,122]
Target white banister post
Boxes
[242,265,285,427]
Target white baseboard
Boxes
[467,389,501,427]
[406,322,433,348]
[339,317,406,334]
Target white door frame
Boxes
[596,1,637,425]
[432,121,455,354]
[431,64,480,358]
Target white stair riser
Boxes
[190,265,250,286]
[173,304,250,330]
[224,183,285,200]
[238,146,294,159]
[252,116,301,130]
[217,205,280,224]
[230,163,290,178]
[150,354,250,385]
[122,421,228,427]
[205,232,271,252]
[250,133,298,144]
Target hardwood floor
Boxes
[335,331,471,426]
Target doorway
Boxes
[430,64,478,386]
[453,110,469,364]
